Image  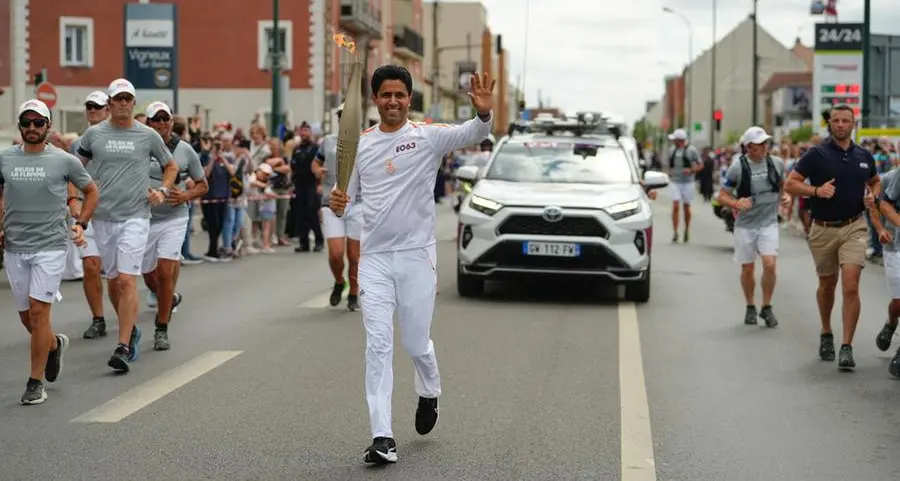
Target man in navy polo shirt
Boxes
[784,105,882,370]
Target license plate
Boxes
[522,242,581,257]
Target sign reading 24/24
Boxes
[815,22,864,51]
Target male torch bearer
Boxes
[335,57,363,193]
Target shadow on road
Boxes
[459,277,621,306]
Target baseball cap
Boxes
[108,78,136,98]
[668,129,687,141]
[85,91,108,107]
[741,126,772,146]
[145,101,172,118]
[18,99,52,119]
[257,163,274,175]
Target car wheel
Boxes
[457,261,484,297]
[624,263,650,303]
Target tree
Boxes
[789,125,813,143]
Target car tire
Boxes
[457,261,484,297]
[624,264,651,303]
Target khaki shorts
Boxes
[807,216,867,276]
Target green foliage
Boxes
[789,125,814,143]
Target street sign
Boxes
[35,82,57,109]
[692,121,702,132]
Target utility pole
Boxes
[430,0,440,120]
[709,0,717,148]
[269,0,282,137]
[862,0,871,127]
[751,0,759,126]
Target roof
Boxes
[791,38,814,69]
[759,72,812,94]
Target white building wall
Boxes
[684,18,808,147]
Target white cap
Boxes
[668,129,687,141]
[741,126,772,146]
[257,163,274,175]
[18,99,51,119]
[85,91,108,106]
[145,101,172,118]
[108,78,136,98]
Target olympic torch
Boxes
[333,33,363,192]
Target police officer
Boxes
[290,122,324,252]
[784,104,882,370]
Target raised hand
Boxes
[467,71,496,116]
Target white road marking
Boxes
[297,289,335,309]
[70,350,243,423]
[618,302,657,481]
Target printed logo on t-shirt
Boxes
[859,162,869,169]
[10,165,46,182]
[105,139,136,154]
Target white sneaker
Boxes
[146,291,158,309]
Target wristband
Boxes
[813,187,818,198]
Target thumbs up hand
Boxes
[817,179,836,199]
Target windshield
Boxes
[484,141,635,184]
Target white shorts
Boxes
[78,221,100,258]
[92,218,151,279]
[321,205,363,240]
[733,224,779,264]
[142,216,188,273]
[669,181,695,204]
[884,251,900,299]
[4,250,66,311]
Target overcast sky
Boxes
[438,0,898,125]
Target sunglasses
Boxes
[18,118,48,128]
[85,103,106,111]
[149,115,171,123]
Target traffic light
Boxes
[32,71,45,87]
[713,109,723,132]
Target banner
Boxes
[124,3,178,110]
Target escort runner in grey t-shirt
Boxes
[0,145,93,253]
[667,144,702,183]
[723,155,785,229]
[77,120,172,221]
[149,139,205,222]
[880,169,900,253]
[318,134,362,204]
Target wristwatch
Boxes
[158,187,170,196]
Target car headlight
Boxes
[469,195,503,216]
[603,200,642,220]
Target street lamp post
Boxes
[663,7,693,140]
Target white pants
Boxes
[733,224,779,264]
[142,216,188,273]
[360,244,441,438]
[321,205,362,240]
[884,251,900,299]
[63,218,84,280]
[92,218,150,279]
[669,181,695,204]
[4,251,66,312]
[78,221,101,258]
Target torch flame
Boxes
[331,32,357,55]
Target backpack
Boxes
[736,155,781,199]
[229,157,246,198]
[668,147,694,169]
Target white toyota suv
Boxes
[455,121,669,302]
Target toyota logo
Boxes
[542,206,564,223]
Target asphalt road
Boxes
[1,195,900,480]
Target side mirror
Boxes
[642,170,669,190]
[456,165,479,183]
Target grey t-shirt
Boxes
[723,155,785,229]
[318,134,361,204]
[880,169,900,252]
[150,139,205,222]
[77,120,173,221]
[667,145,701,183]
[0,144,93,253]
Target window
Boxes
[59,17,94,67]
[485,141,635,184]
[257,20,293,70]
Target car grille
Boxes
[475,241,625,270]
[497,215,607,237]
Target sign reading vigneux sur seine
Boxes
[124,3,178,111]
